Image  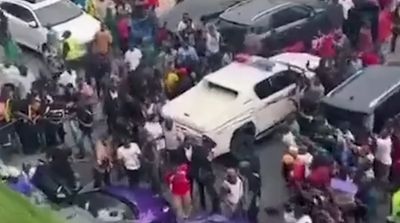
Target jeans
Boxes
[64,120,94,156]
[192,178,220,213]
[93,168,110,188]
[77,131,94,156]
[126,168,141,187]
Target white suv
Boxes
[162,53,320,158]
[0,0,100,53]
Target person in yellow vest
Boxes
[86,0,97,18]
[388,187,400,223]
[62,31,85,72]
[164,69,180,99]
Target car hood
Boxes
[160,0,242,31]
[104,186,173,222]
[52,14,100,44]
[162,85,239,133]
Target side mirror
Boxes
[27,21,38,28]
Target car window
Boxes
[271,6,311,28]
[270,70,298,90]
[0,2,35,23]
[34,0,82,27]
[253,15,271,34]
[254,70,297,99]
[74,192,139,221]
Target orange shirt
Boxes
[93,30,112,55]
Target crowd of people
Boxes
[0,0,400,222]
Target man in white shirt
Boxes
[206,24,221,71]
[117,140,142,187]
[374,129,392,183]
[221,168,244,218]
[177,13,194,32]
[163,119,183,164]
[124,45,142,71]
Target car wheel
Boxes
[230,124,255,161]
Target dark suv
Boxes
[217,0,337,56]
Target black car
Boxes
[160,0,243,31]
[217,0,339,56]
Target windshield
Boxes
[34,0,82,27]
[205,81,238,99]
[322,103,368,132]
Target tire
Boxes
[230,124,255,161]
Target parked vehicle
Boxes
[162,52,320,159]
[217,0,335,55]
[160,0,243,31]
[73,186,176,222]
[322,66,400,134]
[0,0,100,53]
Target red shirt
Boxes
[308,166,331,188]
[361,52,380,66]
[156,27,168,45]
[291,160,306,182]
[147,0,159,7]
[378,10,393,43]
[165,164,191,196]
[117,18,130,40]
[317,35,336,58]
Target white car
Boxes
[0,0,100,53]
[162,53,320,158]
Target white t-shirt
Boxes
[117,143,141,170]
[206,32,221,54]
[124,48,142,71]
[282,132,297,147]
[338,0,354,19]
[164,125,182,150]
[297,215,312,223]
[144,122,165,150]
[177,21,195,32]
[375,136,392,165]
[223,178,244,205]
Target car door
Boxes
[254,70,298,134]
[0,2,43,50]
[283,5,314,46]
[268,5,312,50]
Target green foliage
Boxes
[0,183,64,223]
